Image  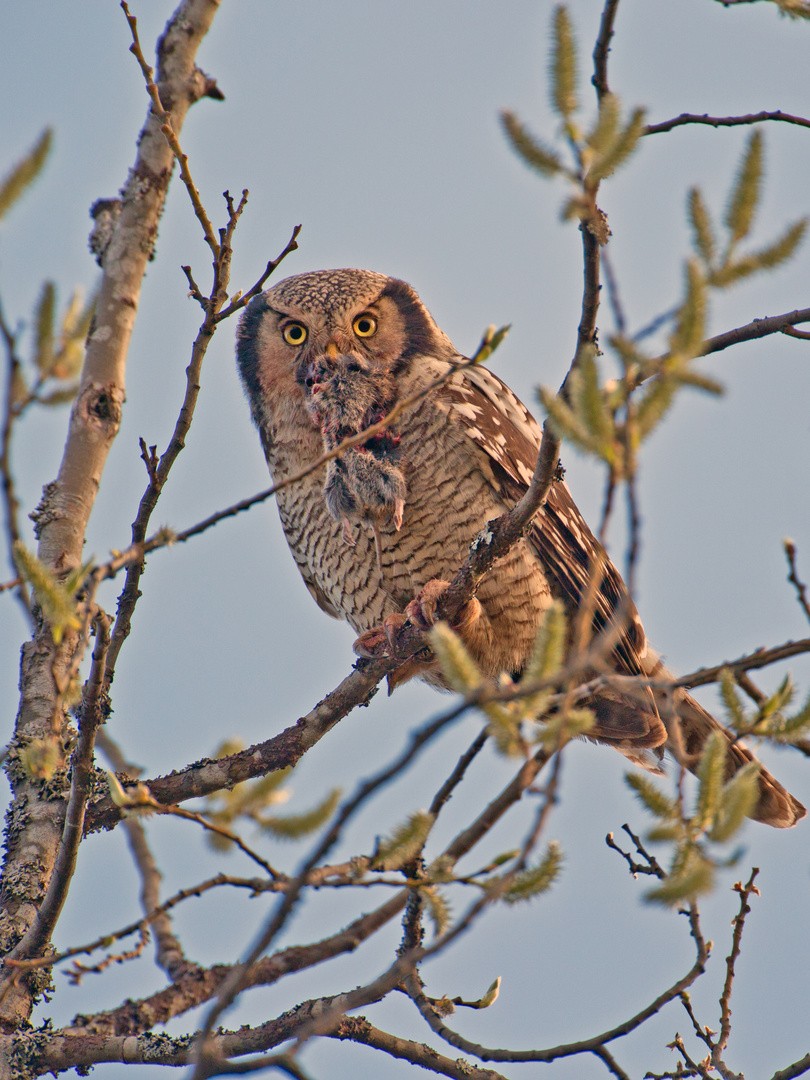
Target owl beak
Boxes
[325,341,340,359]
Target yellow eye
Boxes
[352,314,377,338]
[282,322,307,346]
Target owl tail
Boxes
[590,671,805,828]
[663,687,806,829]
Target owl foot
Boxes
[353,613,408,660]
[352,580,483,693]
[402,579,482,637]
[353,612,436,694]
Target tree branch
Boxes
[677,637,810,690]
[329,1016,509,1080]
[700,308,810,356]
[715,869,759,1063]
[97,733,195,981]
[645,110,810,137]
[4,611,110,971]
[1,0,223,1034]
[68,890,408,1037]
[784,540,810,626]
[0,300,32,620]
[591,0,621,100]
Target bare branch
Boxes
[0,300,34,621]
[677,637,810,690]
[330,1016,509,1080]
[4,609,110,967]
[592,1044,633,1080]
[403,895,708,1066]
[780,325,810,340]
[2,0,224,1031]
[645,110,810,137]
[192,705,465,1059]
[771,1055,810,1080]
[215,223,302,322]
[784,540,810,626]
[94,734,191,980]
[429,729,489,816]
[68,890,408,1037]
[122,1,221,258]
[716,869,760,1061]
[86,658,388,831]
[102,218,297,693]
[591,0,621,100]
[606,823,666,879]
[699,308,810,356]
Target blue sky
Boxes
[1,3,809,1077]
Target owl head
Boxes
[235,268,456,437]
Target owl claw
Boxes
[353,613,407,660]
[353,627,389,660]
[403,579,450,629]
[354,581,482,668]
[393,498,404,531]
[403,579,483,643]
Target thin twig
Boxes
[396,903,708,1065]
[716,869,760,1061]
[677,637,810,690]
[734,669,766,708]
[699,308,810,357]
[0,299,32,619]
[784,540,810,626]
[194,1051,313,1079]
[671,1033,712,1079]
[5,874,236,977]
[122,1,220,257]
[770,1054,810,1080]
[592,1044,632,1080]
[329,1016,509,1080]
[95,727,196,979]
[680,991,714,1051]
[780,325,810,341]
[601,247,626,336]
[645,110,810,137]
[158,804,278,878]
[624,470,640,596]
[191,706,466,1068]
[214,224,302,322]
[591,0,621,100]
[606,823,666,879]
[429,729,489,817]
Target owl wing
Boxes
[438,364,652,682]
[434,365,806,825]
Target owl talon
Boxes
[353,627,389,660]
[402,579,482,638]
[393,498,404,531]
[353,613,408,659]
